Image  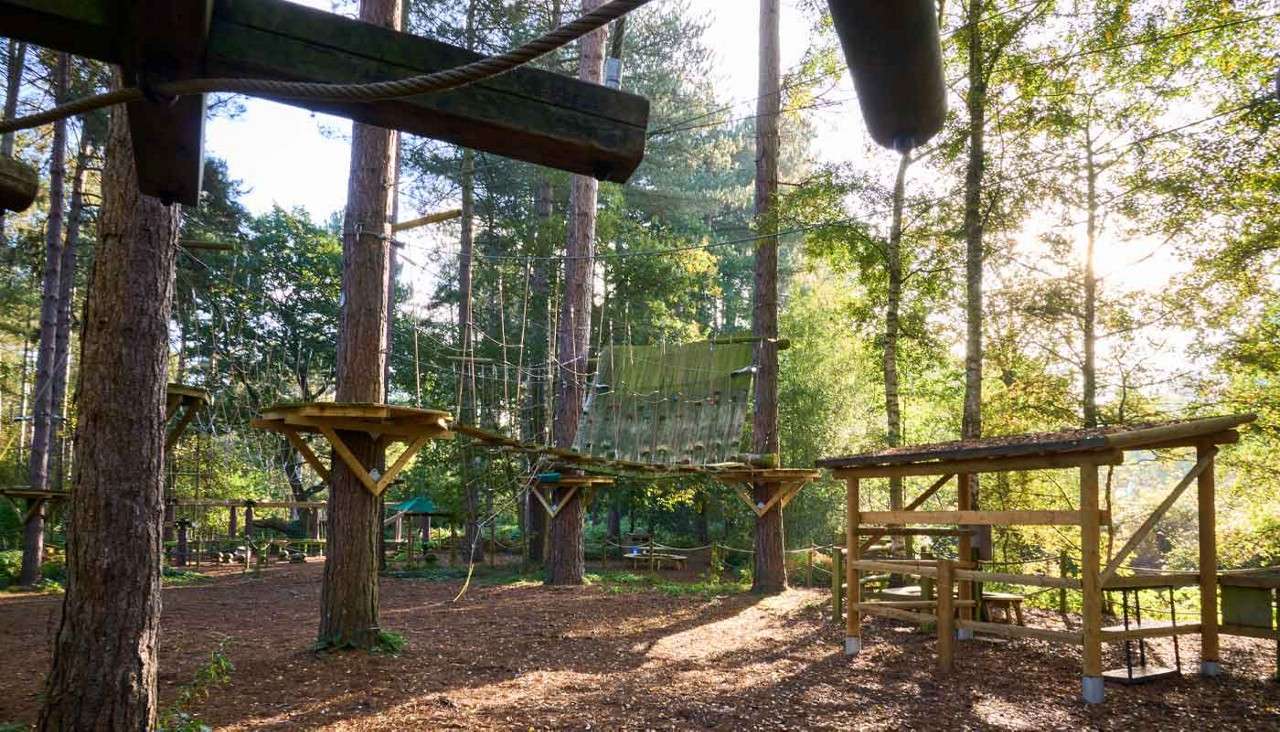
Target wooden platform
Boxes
[252,402,454,497]
[1102,665,1179,684]
[166,383,211,447]
[0,488,69,501]
[530,473,614,519]
[708,468,820,518]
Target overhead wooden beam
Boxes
[119,0,212,205]
[830,450,1124,479]
[392,208,462,232]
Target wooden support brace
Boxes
[1099,449,1216,586]
[859,473,953,552]
[375,433,432,493]
[165,404,200,450]
[530,484,578,519]
[317,425,381,496]
[280,428,330,480]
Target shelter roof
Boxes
[816,414,1255,472]
[394,496,446,516]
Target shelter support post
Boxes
[845,477,861,655]
[957,474,974,639]
[937,558,955,672]
[1199,442,1221,676]
[1081,462,1104,704]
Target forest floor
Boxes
[1,559,1278,730]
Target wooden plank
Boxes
[317,425,380,496]
[1101,621,1201,641]
[831,450,1124,479]
[859,510,1108,526]
[854,603,936,626]
[858,474,953,552]
[850,559,940,578]
[121,0,212,204]
[1102,572,1201,589]
[1219,573,1280,590]
[846,478,859,648]
[1220,623,1280,641]
[957,619,1083,644]
[1099,450,1215,586]
[375,433,432,493]
[281,427,330,481]
[0,0,118,67]
[392,208,461,232]
[205,0,648,182]
[954,570,1080,589]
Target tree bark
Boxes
[751,0,785,594]
[885,151,910,559]
[962,0,989,558]
[547,0,608,587]
[51,135,90,493]
[319,0,400,650]
[21,53,69,587]
[524,175,553,563]
[38,90,180,732]
[0,40,25,241]
[1082,128,1099,429]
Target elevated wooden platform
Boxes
[166,383,211,448]
[531,472,614,519]
[252,402,453,497]
[708,468,820,518]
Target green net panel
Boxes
[573,340,755,466]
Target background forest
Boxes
[1,0,1277,586]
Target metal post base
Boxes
[1082,676,1105,704]
[844,637,861,656]
[1200,660,1222,677]
[957,628,974,640]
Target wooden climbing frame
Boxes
[165,383,210,450]
[252,402,453,497]
[530,473,615,519]
[708,467,820,518]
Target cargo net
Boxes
[572,340,755,466]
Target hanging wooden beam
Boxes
[392,208,462,233]
[859,509,1110,526]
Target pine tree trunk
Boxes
[962,0,989,558]
[21,53,69,587]
[524,176,553,563]
[38,93,180,732]
[51,136,89,492]
[459,147,480,552]
[547,0,608,586]
[751,0,785,594]
[1082,130,1099,429]
[0,40,25,241]
[319,0,400,650]
[886,151,909,559]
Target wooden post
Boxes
[937,558,955,672]
[649,536,656,575]
[175,519,190,567]
[956,474,974,639]
[228,505,237,538]
[1080,462,1104,704]
[243,503,254,538]
[449,521,457,566]
[831,540,843,623]
[845,477,861,654]
[1198,444,1221,676]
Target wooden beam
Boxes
[1104,415,1253,450]
[937,558,955,673]
[859,510,1108,526]
[957,619,1082,645]
[846,478,860,652]
[831,450,1124,479]
[849,559,940,578]
[165,404,200,450]
[1102,572,1201,589]
[375,433,432,493]
[317,425,380,496]
[392,208,462,232]
[1100,621,1201,642]
[853,602,936,626]
[1099,450,1215,586]
[954,569,1080,589]
[1080,463,1103,700]
[858,473,953,552]
[1198,442,1220,674]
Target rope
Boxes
[0,0,654,135]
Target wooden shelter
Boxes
[816,414,1257,704]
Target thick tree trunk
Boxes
[459,147,480,553]
[886,151,910,559]
[21,54,69,587]
[751,0,785,594]
[524,176,553,563]
[51,137,89,492]
[38,93,180,732]
[547,0,608,586]
[962,0,989,559]
[1082,131,1099,429]
[319,0,400,650]
[0,40,25,241]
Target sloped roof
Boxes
[816,414,1255,471]
[394,495,445,515]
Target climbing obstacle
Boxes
[817,414,1258,704]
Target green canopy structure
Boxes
[394,496,447,516]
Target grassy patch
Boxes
[162,567,212,587]
[585,570,748,598]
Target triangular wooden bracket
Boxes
[730,480,811,517]
[531,484,580,519]
[281,427,331,482]
[317,425,432,497]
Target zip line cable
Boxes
[0,0,656,135]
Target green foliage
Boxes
[159,640,234,732]
[585,571,748,598]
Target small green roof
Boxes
[394,496,443,515]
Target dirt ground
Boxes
[2,560,1278,730]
